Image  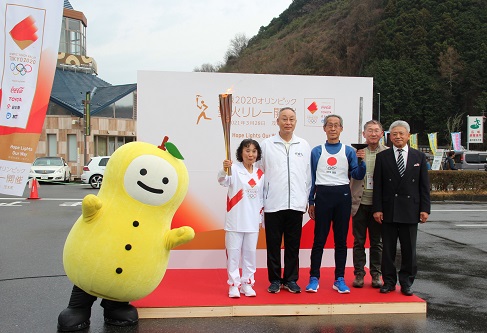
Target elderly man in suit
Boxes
[372,120,430,296]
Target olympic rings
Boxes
[10,63,33,76]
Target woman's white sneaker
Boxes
[240,283,256,297]
[229,286,240,298]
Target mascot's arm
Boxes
[164,226,195,250]
[81,194,103,223]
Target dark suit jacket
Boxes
[372,146,430,224]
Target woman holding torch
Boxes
[217,139,264,298]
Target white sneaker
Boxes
[240,283,256,297]
[229,285,240,298]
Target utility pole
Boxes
[83,91,91,166]
[377,92,381,122]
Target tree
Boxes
[438,46,464,94]
[445,112,464,148]
[224,33,249,62]
[193,63,221,72]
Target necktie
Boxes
[397,148,405,177]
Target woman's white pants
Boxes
[225,231,258,286]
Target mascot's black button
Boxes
[116,267,123,274]
[133,221,139,227]
[125,244,132,251]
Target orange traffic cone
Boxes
[28,179,40,199]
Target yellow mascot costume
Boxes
[57,137,194,331]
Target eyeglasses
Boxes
[325,123,341,129]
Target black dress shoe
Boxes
[380,284,396,293]
[401,286,414,296]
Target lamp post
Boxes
[377,92,381,122]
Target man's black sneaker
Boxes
[267,280,282,293]
[283,281,301,293]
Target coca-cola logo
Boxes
[11,86,24,93]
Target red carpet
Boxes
[133,268,425,316]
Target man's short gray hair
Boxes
[279,107,296,115]
[364,119,383,131]
[389,120,410,133]
[324,114,343,127]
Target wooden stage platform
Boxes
[133,268,426,318]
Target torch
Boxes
[351,97,367,163]
[219,92,232,175]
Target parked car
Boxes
[29,157,71,182]
[453,151,487,171]
[81,156,110,188]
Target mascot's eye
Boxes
[140,169,147,176]
[162,177,169,184]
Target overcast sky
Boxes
[67,0,292,85]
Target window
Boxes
[99,158,109,167]
[94,136,136,156]
[69,31,81,54]
[96,93,135,119]
[108,137,116,155]
[59,17,86,56]
[47,134,57,156]
[59,29,67,53]
[97,136,108,156]
[465,154,480,163]
[67,134,78,162]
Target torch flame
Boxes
[221,87,233,97]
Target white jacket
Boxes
[217,162,264,232]
[258,133,311,213]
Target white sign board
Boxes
[432,148,444,170]
[137,71,373,268]
[467,116,484,143]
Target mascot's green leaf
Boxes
[165,142,184,160]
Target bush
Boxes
[429,170,487,194]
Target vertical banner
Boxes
[467,116,484,143]
[0,0,63,196]
[451,132,462,151]
[428,132,437,155]
[409,133,418,149]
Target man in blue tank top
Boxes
[306,114,366,294]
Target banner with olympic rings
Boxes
[0,0,63,196]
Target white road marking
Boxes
[0,198,83,207]
[456,224,487,227]
[59,202,82,206]
[0,198,83,200]
[432,210,487,212]
[0,201,26,206]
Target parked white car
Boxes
[29,157,71,182]
[81,156,110,188]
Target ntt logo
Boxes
[6,112,12,119]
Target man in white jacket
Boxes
[259,107,311,294]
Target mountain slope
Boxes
[220,0,487,146]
